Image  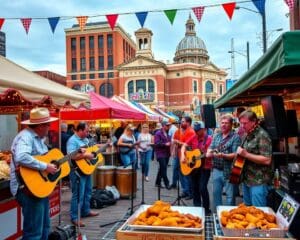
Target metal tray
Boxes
[127,205,204,233]
[217,205,287,238]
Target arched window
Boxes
[81,83,95,93]
[219,84,223,95]
[205,81,213,93]
[127,79,155,101]
[193,80,198,93]
[99,83,114,97]
[72,84,81,91]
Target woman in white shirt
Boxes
[138,124,153,181]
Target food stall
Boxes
[214,31,300,239]
[0,55,89,239]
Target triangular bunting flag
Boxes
[251,0,266,15]
[106,14,119,30]
[164,9,177,25]
[284,0,295,11]
[0,18,5,30]
[222,2,236,20]
[21,18,32,34]
[135,12,148,27]
[48,17,60,33]
[76,16,88,31]
[192,6,205,22]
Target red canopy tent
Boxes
[60,92,146,121]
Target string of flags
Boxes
[0,0,294,35]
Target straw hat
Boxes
[126,123,135,131]
[21,107,58,125]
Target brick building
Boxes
[65,16,227,114]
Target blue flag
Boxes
[135,12,148,27]
[252,0,266,15]
[48,17,60,33]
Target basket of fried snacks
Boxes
[128,200,204,232]
[217,204,286,238]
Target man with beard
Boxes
[206,114,241,209]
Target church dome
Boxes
[174,14,209,64]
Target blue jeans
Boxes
[212,168,235,209]
[16,190,50,240]
[190,168,211,212]
[171,156,192,196]
[139,149,152,177]
[70,170,92,221]
[120,151,136,168]
[243,183,268,206]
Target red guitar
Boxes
[229,122,259,184]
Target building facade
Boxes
[34,70,66,86]
[65,16,227,115]
[0,31,6,57]
[65,22,136,97]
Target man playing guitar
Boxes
[206,114,241,210]
[236,110,272,207]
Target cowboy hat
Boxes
[21,107,58,125]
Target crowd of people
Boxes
[10,107,273,239]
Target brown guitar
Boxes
[74,143,110,175]
[229,123,259,184]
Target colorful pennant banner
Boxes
[192,6,205,22]
[284,0,295,10]
[76,16,88,31]
[222,2,236,20]
[252,0,266,15]
[48,17,60,33]
[135,12,148,27]
[106,14,119,30]
[164,9,177,25]
[21,18,32,34]
[0,18,5,30]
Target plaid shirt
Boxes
[210,130,241,179]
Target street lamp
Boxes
[235,5,267,53]
[228,41,250,70]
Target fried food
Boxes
[132,200,202,228]
[220,203,278,230]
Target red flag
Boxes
[0,18,5,30]
[284,0,295,10]
[192,7,205,22]
[222,2,236,20]
[106,14,118,30]
[76,16,88,31]
[21,18,32,34]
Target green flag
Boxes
[164,9,177,25]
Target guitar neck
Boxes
[57,150,79,166]
[94,144,109,154]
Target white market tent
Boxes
[0,56,89,106]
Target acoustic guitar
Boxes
[19,148,79,198]
[229,123,259,184]
[74,143,109,175]
[180,149,204,175]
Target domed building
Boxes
[174,14,209,64]
[66,16,227,116]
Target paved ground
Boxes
[52,160,242,239]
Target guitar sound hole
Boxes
[48,169,61,182]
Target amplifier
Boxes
[280,164,300,197]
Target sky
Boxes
[0,0,290,79]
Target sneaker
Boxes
[169,184,177,189]
[145,176,150,182]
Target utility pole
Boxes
[230,38,236,80]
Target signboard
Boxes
[226,79,237,91]
[129,91,154,102]
[277,194,299,228]
[49,185,60,218]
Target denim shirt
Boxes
[10,128,48,196]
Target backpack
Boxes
[90,189,116,209]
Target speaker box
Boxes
[202,104,216,128]
[286,110,299,137]
[261,96,288,139]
